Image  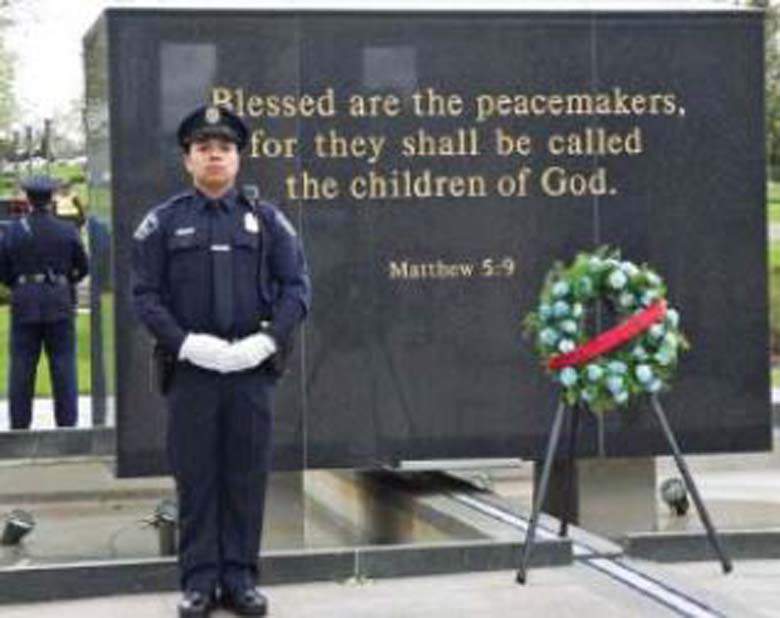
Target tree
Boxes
[0,2,17,137]
[750,0,780,176]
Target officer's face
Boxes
[183,138,240,194]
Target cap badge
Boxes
[205,106,221,124]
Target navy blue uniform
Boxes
[0,209,89,429]
[131,187,310,594]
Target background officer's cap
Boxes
[177,105,248,151]
[20,175,60,197]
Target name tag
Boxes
[174,227,195,236]
[211,244,231,252]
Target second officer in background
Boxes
[0,175,89,429]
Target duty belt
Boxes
[16,273,69,285]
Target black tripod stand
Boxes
[515,394,733,584]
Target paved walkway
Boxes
[1,559,777,618]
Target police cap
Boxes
[21,175,60,198]
[177,105,248,151]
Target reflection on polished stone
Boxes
[0,397,115,432]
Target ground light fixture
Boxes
[660,477,690,516]
[1,509,35,545]
[151,498,178,556]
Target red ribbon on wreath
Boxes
[548,299,667,370]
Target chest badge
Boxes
[244,213,259,234]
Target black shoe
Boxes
[221,586,268,616]
[178,589,216,618]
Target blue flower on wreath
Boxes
[607,360,628,375]
[539,303,552,320]
[539,328,559,347]
[586,364,604,382]
[552,281,570,298]
[572,303,584,318]
[608,269,628,290]
[559,367,578,387]
[632,345,648,360]
[558,339,576,354]
[621,261,640,278]
[663,332,678,349]
[606,375,624,394]
[560,320,578,335]
[614,390,629,404]
[553,300,570,318]
[646,378,663,393]
[619,292,636,309]
[635,364,654,384]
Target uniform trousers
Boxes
[9,318,77,429]
[166,363,274,593]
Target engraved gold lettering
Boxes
[348,93,402,117]
[547,127,643,157]
[314,130,386,165]
[541,167,610,197]
[411,88,464,117]
[388,259,476,280]
[250,129,298,159]
[209,87,336,118]
[495,128,532,156]
[285,171,339,201]
[350,170,487,200]
[400,128,479,157]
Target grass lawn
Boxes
[0,306,91,398]
[769,181,780,224]
[1,162,87,204]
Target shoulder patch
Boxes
[133,211,160,241]
[274,210,297,237]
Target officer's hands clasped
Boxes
[178,332,277,374]
[219,332,277,373]
[178,334,231,372]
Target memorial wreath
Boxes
[523,247,689,412]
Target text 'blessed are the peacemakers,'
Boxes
[212,86,681,121]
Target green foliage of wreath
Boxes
[523,247,689,413]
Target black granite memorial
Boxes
[83,9,770,477]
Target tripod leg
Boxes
[650,395,733,574]
[517,400,567,584]
[559,405,581,538]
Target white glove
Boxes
[219,332,278,373]
[178,333,231,372]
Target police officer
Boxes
[0,175,89,430]
[131,105,310,618]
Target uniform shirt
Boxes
[0,208,89,323]
[131,188,311,355]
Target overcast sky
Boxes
[4,0,743,129]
